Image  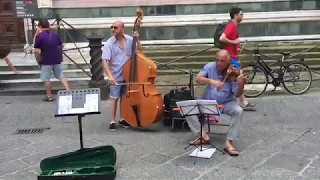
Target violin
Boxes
[222,63,241,83]
[120,8,164,127]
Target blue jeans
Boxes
[230,58,240,68]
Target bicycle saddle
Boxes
[279,51,290,56]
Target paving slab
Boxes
[0,93,320,179]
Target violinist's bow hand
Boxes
[133,31,139,38]
[236,74,246,85]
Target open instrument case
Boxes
[37,145,117,180]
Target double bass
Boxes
[120,8,164,127]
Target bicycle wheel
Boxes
[282,62,312,95]
[242,65,269,98]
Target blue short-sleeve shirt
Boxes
[101,34,133,82]
[199,62,238,104]
[34,30,62,65]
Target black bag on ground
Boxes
[162,73,195,127]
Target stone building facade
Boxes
[1,0,319,48]
[36,0,320,44]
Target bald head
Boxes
[216,49,230,59]
[111,21,125,37]
[114,21,124,28]
[216,49,230,71]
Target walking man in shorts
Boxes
[34,19,70,101]
[219,7,256,109]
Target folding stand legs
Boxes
[78,115,85,149]
[184,114,225,155]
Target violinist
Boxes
[102,21,143,132]
[185,49,245,156]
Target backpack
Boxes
[162,73,194,127]
[214,21,230,49]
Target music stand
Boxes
[176,100,225,158]
[54,88,101,150]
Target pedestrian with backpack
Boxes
[214,7,256,110]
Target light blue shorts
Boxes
[40,64,64,82]
[109,81,126,99]
[230,58,241,68]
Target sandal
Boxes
[42,96,54,101]
[242,102,256,111]
[190,138,210,145]
[224,146,239,156]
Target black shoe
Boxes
[109,122,116,132]
[119,119,131,128]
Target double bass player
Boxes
[102,21,143,131]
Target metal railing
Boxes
[26,15,320,89]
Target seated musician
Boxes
[185,49,246,156]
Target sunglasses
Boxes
[110,26,118,30]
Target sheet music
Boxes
[58,95,72,115]
[84,94,99,112]
[176,100,199,116]
[176,99,219,116]
[68,108,86,114]
[197,100,219,115]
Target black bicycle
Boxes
[242,44,313,98]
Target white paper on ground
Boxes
[189,148,216,159]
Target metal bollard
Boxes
[87,35,109,100]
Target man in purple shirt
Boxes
[102,21,143,131]
[185,49,245,156]
[34,19,70,101]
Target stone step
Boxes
[0,69,92,80]
[2,43,320,96]
[2,58,320,80]
[2,51,319,73]
[65,44,320,59]
[2,63,319,88]
[143,45,320,57]
[0,77,93,89]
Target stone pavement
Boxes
[0,93,320,180]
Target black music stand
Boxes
[54,88,101,150]
[176,100,225,158]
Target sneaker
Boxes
[119,119,131,129]
[109,122,117,132]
